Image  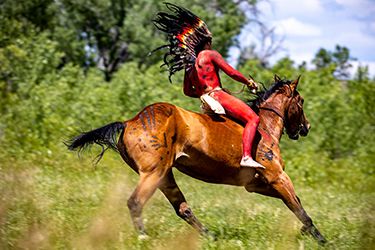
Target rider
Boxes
[150,3,264,169]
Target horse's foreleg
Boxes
[253,171,327,244]
[159,170,216,239]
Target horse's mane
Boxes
[247,77,292,113]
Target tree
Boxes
[1,0,261,81]
[238,24,285,69]
[332,45,356,79]
[312,48,332,69]
[312,45,356,79]
[0,17,62,102]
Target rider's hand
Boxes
[247,79,259,90]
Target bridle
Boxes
[285,100,304,138]
[231,81,304,138]
[258,90,304,138]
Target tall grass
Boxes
[1,146,374,250]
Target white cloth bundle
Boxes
[199,88,226,115]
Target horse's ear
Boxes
[274,75,280,83]
[291,75,301,90]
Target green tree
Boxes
[1,0,258,81]
[312,45,356,79]
[312,48,332,69]
[332,45,356,79]
[0,17,63,108]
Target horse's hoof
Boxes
[209,232,217,241]
[300,225,309,235]
[138,232,149,240]
[203,229,217,241]
[300,225,327,245]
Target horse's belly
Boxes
[174,152,256,186]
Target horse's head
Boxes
[278,75,310,140]
[253,75,311,140]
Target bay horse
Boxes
[65,76,327,244]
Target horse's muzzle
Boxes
[289,123,310,140]
[299,123,310,137]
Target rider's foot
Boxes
[240,156,265,169]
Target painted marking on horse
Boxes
[258,148,274,161]
[155,105,173,118]
[150,106,156,129]
[258,128,272,142]
[139,114,147,131]
[143,110,152,131]
[150,133,168,150]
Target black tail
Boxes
[64,122,127,164]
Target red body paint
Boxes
[183,49,260,158]
[258,128,272,142]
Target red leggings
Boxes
[211,90,260,158]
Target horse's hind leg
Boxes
[127,169,169,236]
[159,170,216,239]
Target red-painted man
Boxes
[150,3,264,168]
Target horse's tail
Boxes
[64,121,127,165]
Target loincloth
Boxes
[200,87,226,115]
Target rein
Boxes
[257,92,303,138]
[230,80,303,137]
[229,82,286,124]
[258,94,286,125]
[230,86,287,127]
[230,85,246,94]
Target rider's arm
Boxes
[209,50,252,86]
[183,69,199,98]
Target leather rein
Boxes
[258,93,303,138]
[231,85,303,137]
[229,84,286,123]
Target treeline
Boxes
[0,1,374,190]
[0,0,249,151]
[237,57,375,189]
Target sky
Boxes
[229,0,375,78]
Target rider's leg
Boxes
[211,91,264,168]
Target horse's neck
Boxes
[258,102,285,142]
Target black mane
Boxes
[247,78,292,113]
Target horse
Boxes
[65,76,327,244]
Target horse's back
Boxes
[154,104,253,184]
[120,102,277,186]
[120,103,242,171]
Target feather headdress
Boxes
[149,3,212,82]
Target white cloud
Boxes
[259,0,323,18]
[274,17,322,37]
[336,31,375,48]
[349,61,375,78]
[334,0,375,18]
[290,52,316,65]
[370,22,375,32]
[236,0,375,77]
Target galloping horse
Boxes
[66,76,327,244]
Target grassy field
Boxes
[1,148,374,250]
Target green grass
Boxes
[1,148,374,250]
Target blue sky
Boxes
[230,0,375,78]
